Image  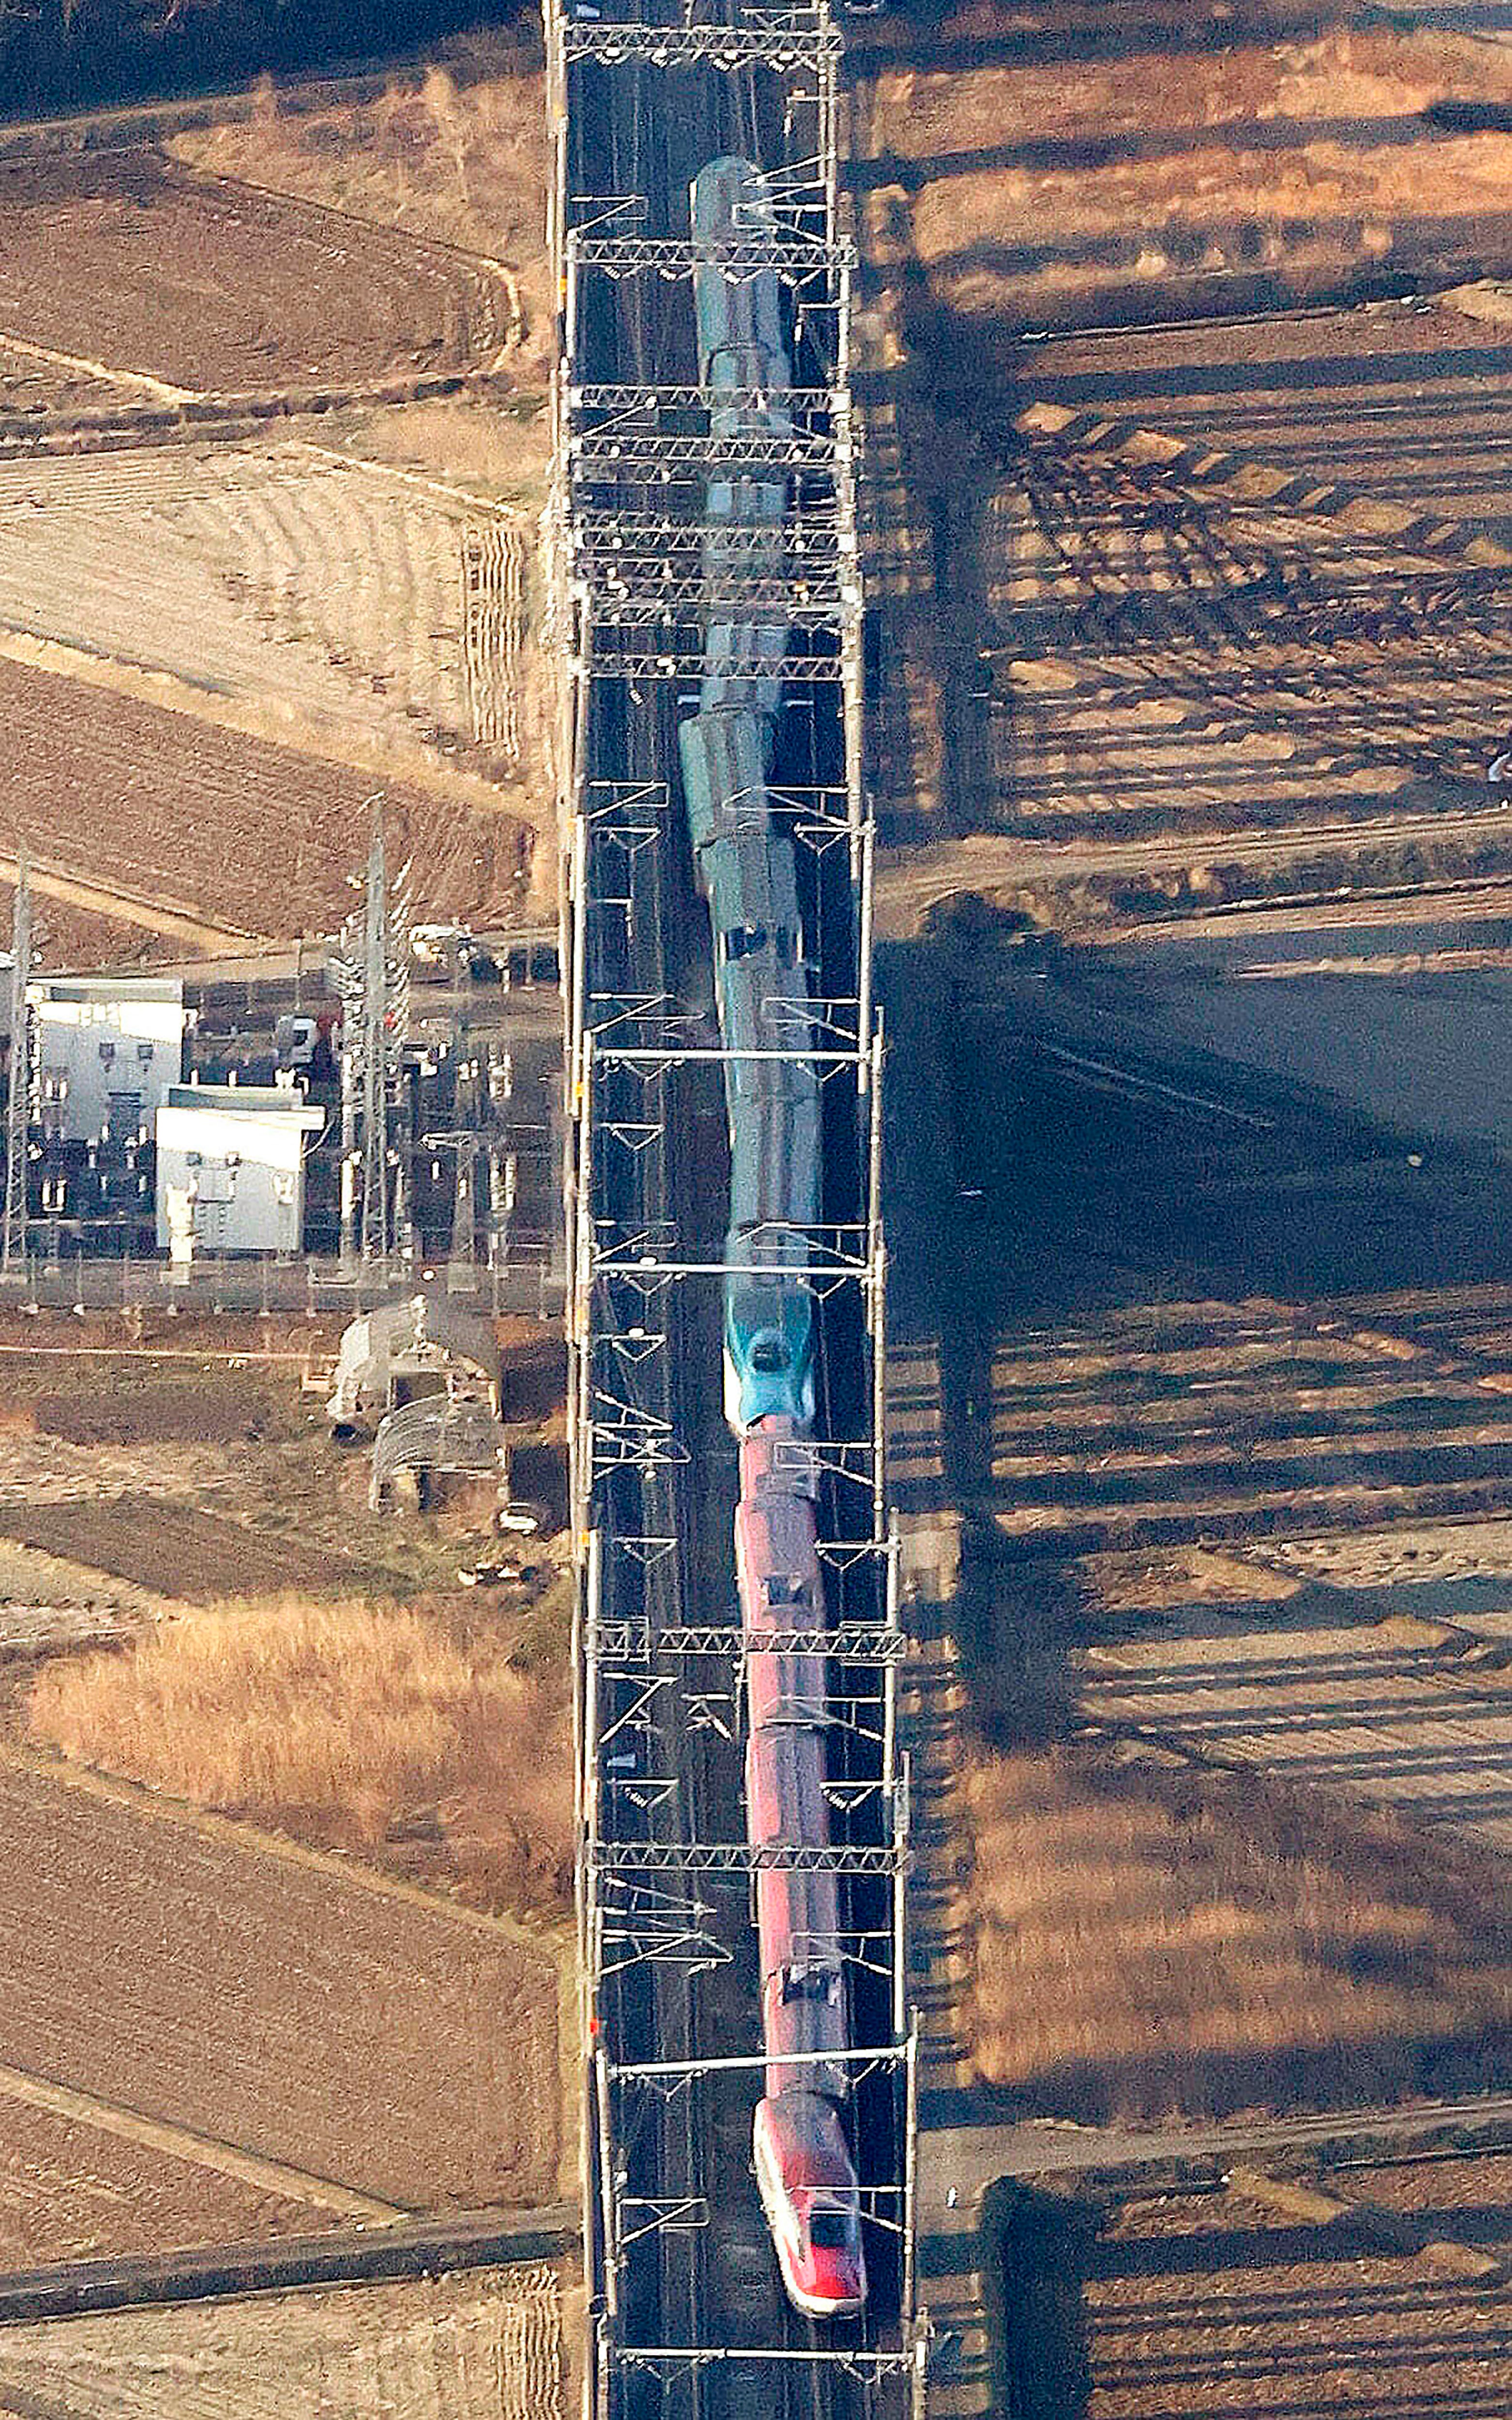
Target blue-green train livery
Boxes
[680,157,817,1433]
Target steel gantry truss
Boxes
[551,2,918,2410]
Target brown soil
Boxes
[0,1502,367,1600]
[0,1308,345,1358]
[0,151,504,398]
[26,1373,302,1448]
[0,656,532,941]
[1084,2172,1512,2417]
[0,2093,341,2266]
[0,1748,559,2209]
[171,47,553,390]
[0,877,176,973]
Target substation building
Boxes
[155,1082,323,1260]
[31,976,186,1147]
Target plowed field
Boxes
[0,657,529,939]
[0,876,172,972]
[0,443,523,781]
[0,153,504,396]
[0,1753,559,2209]
[1086,2174,1512,2418]
[0,2093,335,2266]
[0,1502,362,1597]
[0,2259,563,2420]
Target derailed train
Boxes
[677,156,867,2323]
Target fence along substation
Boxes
[550,4,918,2413]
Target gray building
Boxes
[32,977,185,1147]
[155,1083,323,1258]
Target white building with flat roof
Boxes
[31,977,185,1147]
[155,1083,323,1258]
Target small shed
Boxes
[326,1295,502,1430]
[155,1083,323,1257]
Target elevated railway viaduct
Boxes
[549,5,918,2415]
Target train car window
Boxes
[750,1339,789,1372]
[764,1577,807,1606]
[809,2211,851,2249]
[780,1964,840,2003]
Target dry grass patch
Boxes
[958,1743,1512,2123]
[871,25,1512,322]
[28,1595,572,1919]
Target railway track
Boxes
[561,5,905,2414]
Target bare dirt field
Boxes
[854,5,1512,918]
[1074,2178,1510,2420]
[0,1501,374,1595]
[0,1747,559,2210]
[0,1330,563,1612]
[0,40,555,961]
[985,1285,1512,1558]
[1082,2168,1512,2419]
[169,45,553,391]
[0,654,531,940]
[0,2089,342,2266]
[0,333,141,415]
[0,151,508,398]
[0,874,178,971]
[0,2257,564,2420]
[25,1367,302,1447]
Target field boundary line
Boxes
[169,166,533,362]
[177,162,531,280]
[1228,2162,1507,2282]
[1016,397,1512,571]
[0,1738,568,1964]
[921,2090,1512,2183]
[0,625,542,821]
[0,331,198,406]
[554,1935,579,2208]
[293,438,521,519]
[0,848,260,953]
[0,2208,576,2330]
[0,1533,185,1623]
[0,2061,405,2222]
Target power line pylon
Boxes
[2,852,31,1280]
[333,807,412,1271]
[359,818,390,1266]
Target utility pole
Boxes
[2,852,31,1281]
